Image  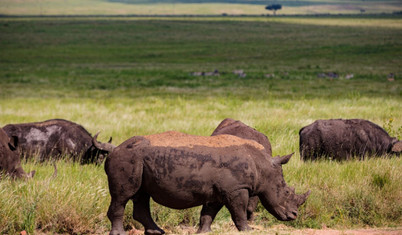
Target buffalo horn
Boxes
[93,132,115,152]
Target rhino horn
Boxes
[93,132,116,153]
[297,190,311,207]
[273,153,294,165]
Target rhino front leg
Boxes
[197,202,223,233]
[225,189,251,231]
[247,196,259,221]
[132,192,165,235]
[108,197,129,235]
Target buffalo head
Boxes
[391,138,402,155]
[92,132,116,154]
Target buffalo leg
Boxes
[225,189,251,231]
[132,192,165,235]
[108,197,129,235]
[197,202,223,233]
[247,196,259,221]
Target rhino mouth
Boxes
[275,207,298,221]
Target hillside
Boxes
[1,0,401,15]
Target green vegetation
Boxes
[0,16,401,234]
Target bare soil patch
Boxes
[126,225,402,235]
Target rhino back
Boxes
[212,118,272,155]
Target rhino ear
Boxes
[273,153,294,165]
[8,136,18,151]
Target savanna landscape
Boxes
[0,0,401,234]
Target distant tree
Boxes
[265,4,282,15]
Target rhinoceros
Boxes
[94,131,310,235]
[212,118,272,155]
[211,118,272,220]
[3,119,114,164]
[299,119,402,160]
[0,128,35,179]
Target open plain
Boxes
[0,10,401,235]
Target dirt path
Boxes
[287,228,402,235]
[127,224,402,235]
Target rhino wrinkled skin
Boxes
[102,131,310,235]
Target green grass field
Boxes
[0,15,401,234]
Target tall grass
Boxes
[0,16,401,234]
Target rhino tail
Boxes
[52,162,57,179]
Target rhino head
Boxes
[258,153,310,221]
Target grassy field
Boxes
[1,0,402,16]
[0,16,401,234]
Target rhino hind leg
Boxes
[132,192,165,235]
[225,189,251,231]
[197,202,223,233]
[107,160,144,235]
[108,197,129,235]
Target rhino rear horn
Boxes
[93,132,116,153]
[273,153,294,165]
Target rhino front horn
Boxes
[297,190,311,207]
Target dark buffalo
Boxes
[211,118,272,220]
[3,119,114,164]
[0,128,35,179]
[95,131,310,235]
[299,119,402,160]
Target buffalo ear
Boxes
[273,153,294,165]
[8,136,18,151]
